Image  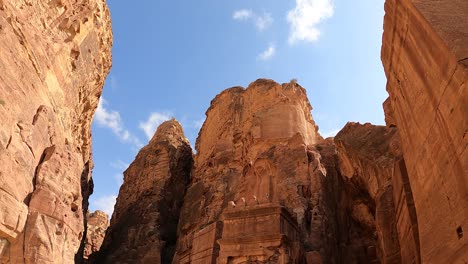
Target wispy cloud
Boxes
[233,9,253,20]
[94,98,143,147]
[255,13,273,31]
[287,0,334,44]
[257,43,276,61]
[233,9,273,31]
[192,119,205,130]
[91,195,117,216]
[139,112,172,140]
[320,128,340,138]
[114,174,124,187]
[110,160,129,171]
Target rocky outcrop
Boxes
[382,0,467,262]
[335,123,403,264]
[94,120,193,264]
[83,211,109,261]
[0,0,112,263]
[172,79,327,263]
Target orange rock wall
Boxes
[172,79,330,263]
[0,0,112,263]
[83,211,109,261]
[382,0,467,262]
[94,120,193,264]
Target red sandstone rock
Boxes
[83,211,109,261]
[172,79,326,263]
[335,122,403,264]
[382,0,467,262]
[0,0,112,263]
[94,120,193,264]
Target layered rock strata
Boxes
[382,0,467,262]
[94,120,193,264]
[172,79,327,263]
[83,211,109,261]
[0,0,112,263]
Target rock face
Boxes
[94,120,193,264]
[0,0,112,263]
[382,0,467,263]
[335,123,404,264]
[98,78,464,263]
[172,79,326,263]
[83,211,109,261]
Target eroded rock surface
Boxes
[0,0,112,263]
[83,211,109,261]
[382,0,467,262]
[335,123,403,264]
[94,120,193,264]
[172,79,327,263]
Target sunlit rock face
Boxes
[172,79,327,263]
[382,0,468,263]
[83,211,109,261]
[94,120,193,264]
[0,0,112,263]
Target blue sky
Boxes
[89,0,387,215]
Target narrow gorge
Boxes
[0,0,466,263]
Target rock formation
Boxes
[0,0,112,263]
[382,0,467,263]
[98,76,464,264]
[1,0,465,262]
[83,211,109,261]
[94,120,193,264]
[335,123,403,264]
[98,77,465,264]
[172,79,324,263]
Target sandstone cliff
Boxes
[0,0,112,263]
[335,123,404,264]
[382,0,467,262]
[172,79,325,263]
[83,211,109,261]
[94,120,193,264]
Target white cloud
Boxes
[114,174,124,187]
[233,9,253,20]
[95,98,143,147]
[256,13,273,31]
[91,195,117,216]
[257,43,276,61]
[192,119,205,130]
[287,0,334,44]
[320,128,340,138]
[233,9,273,31]
[139,112,172,140]
[110,160,129,171]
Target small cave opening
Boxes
[456,226,463,239]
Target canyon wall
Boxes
[382,0,467,263]
[94,120,193,264]
[0,0,112,263]
[83,210,109,261]
[172,79,325,263]
[170,80,400,264]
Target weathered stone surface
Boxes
[217,205,301,264]
[83,211,109,261]
[335,122,403,264]
[382,0,467,262]
[94,120,193,264]
[0,0,112,263]
[172,79,326,264]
